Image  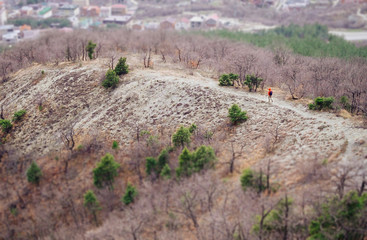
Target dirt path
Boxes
[196,73,366,165]
[140,69,366,167]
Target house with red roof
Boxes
[111,4,127,16]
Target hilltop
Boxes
[0,53,366,239]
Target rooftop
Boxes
[39,6,52,15]
[59,5,79,10]
[111,4,127,8]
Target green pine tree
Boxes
[86,40,97,60]
[172,126,191,148]
[157,149,169,173]
[145,157,157,176]
[26,162,42,185]
[176,147,193,178]
[83,190,101,225]
[102,69,119,89]
[93,153,120,190]
[228,104,248,125]
[160,164,171,179]
[114,57,129,75]
[122,183,138,205]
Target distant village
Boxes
[0,0,242,44]
[0,0,366,44]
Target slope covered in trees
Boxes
[201,24,367,58]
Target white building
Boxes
[38,7,53,19]
[0,8,6,25]
[190,16,205,28]
[2,30,20,43]
[100,6,111,18]
[58,5,80,17]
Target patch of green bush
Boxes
[172,126,191,148]
[176,146,216,178]
[86,41,97,60]
[12,110,26,122]
[228,104,248,125]
[145,149,170,178]
[189,123,197,134]
[0,119,12,133]
[244,74,263,92]
[240,168,266,192]
[93,153,120,190]
[112,140,119,150]
[309,97,334,110]
[145,157,157,175]
[102,69,119,89]
[340,96,351,111]
[83,190,101,225]
[26,161,42,185]
[114,57,129,75]
[219,73,238,86]
[122,183,138,205]
[160,164,171,179]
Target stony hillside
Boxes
[0,55,366,239]
[1,55,366,167]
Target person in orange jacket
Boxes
[268,88,273,102]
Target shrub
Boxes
[340,96,351,111]
[176,147,193,178]
[323,97,334,109]
[122,183,138,205]
[192,145,216,171]
[176,146,216,178]
[0,119,12,133]
[160,164,171,179]
[86,40,97,60]
[172,126,191,148]
[93,153,120,190]
[83,190,101,225]
[228,104,248,125]
[309,97,334,110]
[12,110,26,122]
[145,157,157,175]
[112,140,119,150]
[157,149,169,172]
[102,69,119,89]
[26,162,42,185]
[189,123,197,134]
[114,57,129,75]
[41,70,45,75]
[244,74,263,92]
[240,168,266,192]
[308,103,316,110]
[219,73,238,86]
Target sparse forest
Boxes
[0,27,366,240]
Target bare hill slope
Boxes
[0,55,366,239]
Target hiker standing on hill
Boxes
[268,88,273,103]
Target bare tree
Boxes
[61,127,76,174]
[228,140,245,174]
[281,57,308,99]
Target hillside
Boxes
[1,54,366,239]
